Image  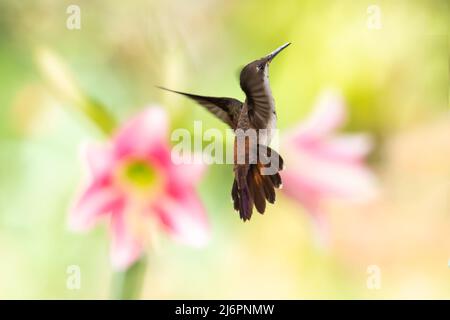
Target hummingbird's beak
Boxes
[265,42,291,64]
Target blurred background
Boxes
[0,0,449,299]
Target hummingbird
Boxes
[158,42,290,221]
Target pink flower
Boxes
[281,91,377,238]
[69,106,209,270]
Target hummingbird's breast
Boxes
[236,103,277,145]
[258,112,277,145]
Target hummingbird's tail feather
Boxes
[232,145,284,221]
[233,165,253,221]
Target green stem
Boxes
[79,97,117,135]
[36,48,117,135]
[111,257,147,300]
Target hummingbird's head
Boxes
[240,42,290,83]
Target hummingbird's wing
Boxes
[239,69,274,130]
[157,87,242,128]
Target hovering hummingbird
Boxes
[158,42,290,221]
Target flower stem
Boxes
[80,97,117,135]
[111,257,147,300]
[35,47,117,136]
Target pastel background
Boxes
[0,0,448,299]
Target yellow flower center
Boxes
[124,160,156,187]
[114,159,162,248]
[116,159,160,197]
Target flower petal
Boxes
[315,134,373,163]
[80,141,114,179]
[114,106,168,159]
[170,153,207,185]
[288,134,373,165]
[110,210,143,271]
[282,150,377,201]
[154,190,210,247]
[69,182,122,231]
[290,90,346,140]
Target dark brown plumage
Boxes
[158,43,290,221]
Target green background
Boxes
[0,0,448,299]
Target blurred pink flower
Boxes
[69,106,209,270]
[281,91,377,237]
